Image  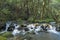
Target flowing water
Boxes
[12,23,60,40]
[0,21,11,34]
[0,22,60,40]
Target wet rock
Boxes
[7,25,15,31]
[24,28,29,31]
[0,24,6,31]
[20,24,27,28]
[55,23,60,31]
[56,27,60,31]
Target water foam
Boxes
[48,27,59,34]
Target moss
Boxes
[28,17,34,22]
[0,36,7,40]
[34,19,54,23]
[17,18,26,24]
[2,32,13,38]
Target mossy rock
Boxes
[2,32,13,38]
[0,36,7,40]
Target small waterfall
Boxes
[12,28,26,36]
[27,24,35,32]
[12,29,21,36]
[48,27,59,34]
[34,26,41,34]
[0,21,11,34]
[14,24,20,29]
[12,24,21,36]
[5,21,12,31]
[12,23,60,36]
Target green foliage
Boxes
[0,36,7,40]
[28,17,34,22]
[34,19,54,23]
[0,0,60,23]
[1,8,11,15]
[17,18,25,24]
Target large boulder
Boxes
[40,23,52,31]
